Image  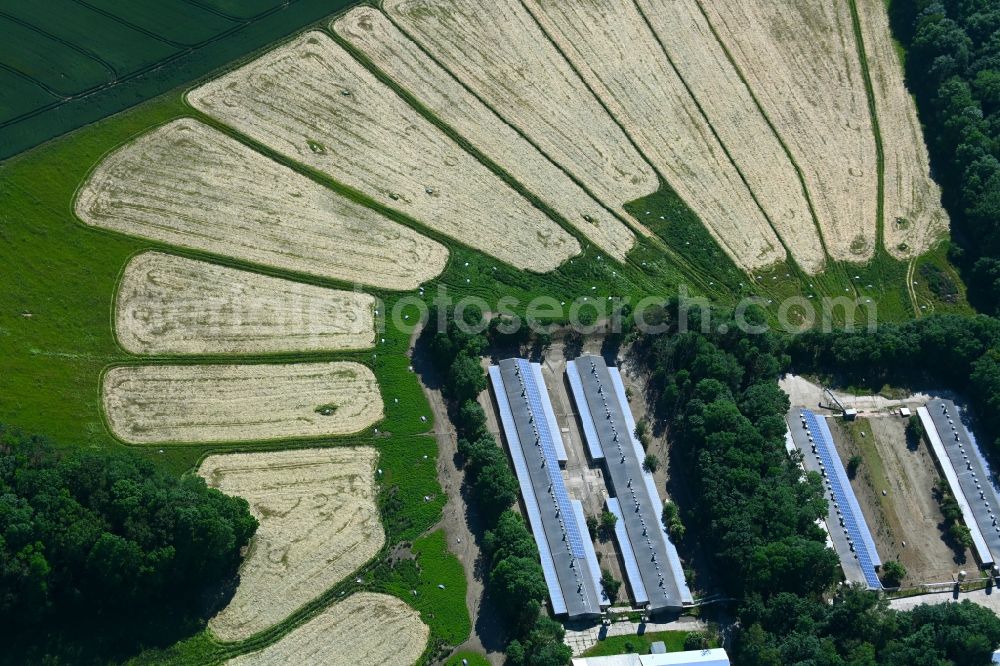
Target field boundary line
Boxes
[373,7,657,244]
[518,0,769,278]
[0,0,339,137]
[68,106,455,294]
[179,94,579,278]
[690,0,832,263]
[329,26,613,266]
[847,0,887,255]
[0,10,119,81]
[68,0,193,49]
[628,0,804,278]
[0,62,69,100]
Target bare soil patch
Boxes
[828,415,971,584]
[76,118,447,290]
[199,448,384,641]
[116,252,376,355]
[103,362,383,444]
[333,7,637,263]
[188,31,579,272]
[227,592,427,666]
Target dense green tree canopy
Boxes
[0,426,256,660]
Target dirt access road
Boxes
[410,326,505,664]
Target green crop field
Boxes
[0,0,362,160]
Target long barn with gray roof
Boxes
[920,399,1000,570]
[489,358,604,619]
[567,354,691,614]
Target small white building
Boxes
[572,648,730,666]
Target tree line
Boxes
[424,306,571,666]
[0,426,257,663]
[890,0,1000,313]
[634,301,1000,665]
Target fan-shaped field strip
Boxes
[199,448,384,642]
[102,362,383,444]
[625,0,827,273]
[116,252,376,355]
[76,118,447,291]
[226,593,427,666]
[188,31,579,273]
[522,0,786,272]
[382,0,658,221]
[332,7,635,263]
[852,0,947,259]
[698,0,878,262]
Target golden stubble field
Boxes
[333,6,639,262]
[188,31,580,272]
[76,118,448,291]
[102,362,383,444]
[630,0,827,272]
[700,0,879,261]
[116,252,376,355]
[226,593,427,666]
[383,0,658,220]
[199,448,385,641]
[522,0,786,272]
[854,0,948,258]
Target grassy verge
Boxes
[582,629,718,657]
[446,652,490,666]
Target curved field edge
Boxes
[0,16,973,666]
[196,448,386,643]
[0,63,966,458]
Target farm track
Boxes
[0,10,120,82]
[69,0,191,49]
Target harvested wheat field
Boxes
[333,7,638,261]
[630,0,826,273]
[103,362,383,444]
[189,31,578,273]
[116,252,376,355]
[701,0,878,261]
[855,0,947,258]
[76,119,446,291]
[523,0,784,271]
[383,0,657,220]
[227,593,427,666]
[199,448,384,641]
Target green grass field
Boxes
[581,629,718,657]
[0,0,363,160]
